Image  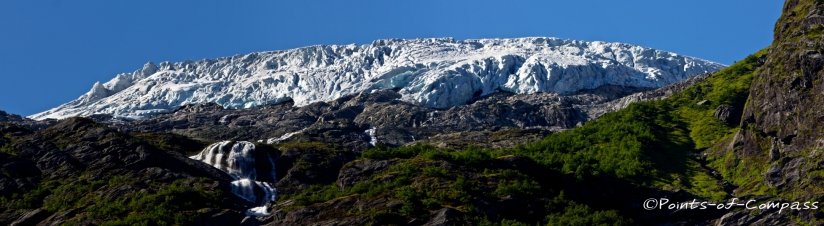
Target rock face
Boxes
[425,208,462,226]
[737,0,824,197]
[103,72,710,153]
[0,110,56,131]
[30,37,724,120]
[716,206,791,226]
[741,0,824,153]
[10,208,51,226]
[273,144,357,196]
[579,72,712,119]
[716,0,824,225]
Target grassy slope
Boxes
[278,49,767,225]
[0,175,224,226]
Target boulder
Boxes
[714,104,741,125]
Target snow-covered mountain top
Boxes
[30,37,725,120]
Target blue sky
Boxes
[0,0,783,116]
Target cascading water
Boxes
[365,126,377,146]
[191,141,277,216]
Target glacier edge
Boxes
[29,37,726,120]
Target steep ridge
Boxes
[29,37,724,120]
[714,0,824,223]
[738,0,824,158]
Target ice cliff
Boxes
[30,37,725,120]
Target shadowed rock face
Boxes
[17,118,234,181]
[714,104,742,125]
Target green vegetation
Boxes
[282,142,641,224]
[0,142,16,156]
[280,50,768,225]
[0,123,230,225]
[0,134,18,155]
[0,172,223,225]
[543,193,632,226]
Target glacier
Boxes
[29,37,726,120]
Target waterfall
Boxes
[191,141,277,216]
[365,126,377,146]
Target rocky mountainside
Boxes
[6,0,824,225]
[0,111,56,131]
[0,118,259,225]
[0,68,719,225]
[29,37,723,121]
[253,51,760,226]
[93,72,707,152]
[742,0,824,149]
[0,67,743,226]
[717,0,824,223]
[237,0,824,224]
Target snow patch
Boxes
[266,128,307,144]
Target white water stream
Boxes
[190,141,277,216]
[365,126,377,146]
